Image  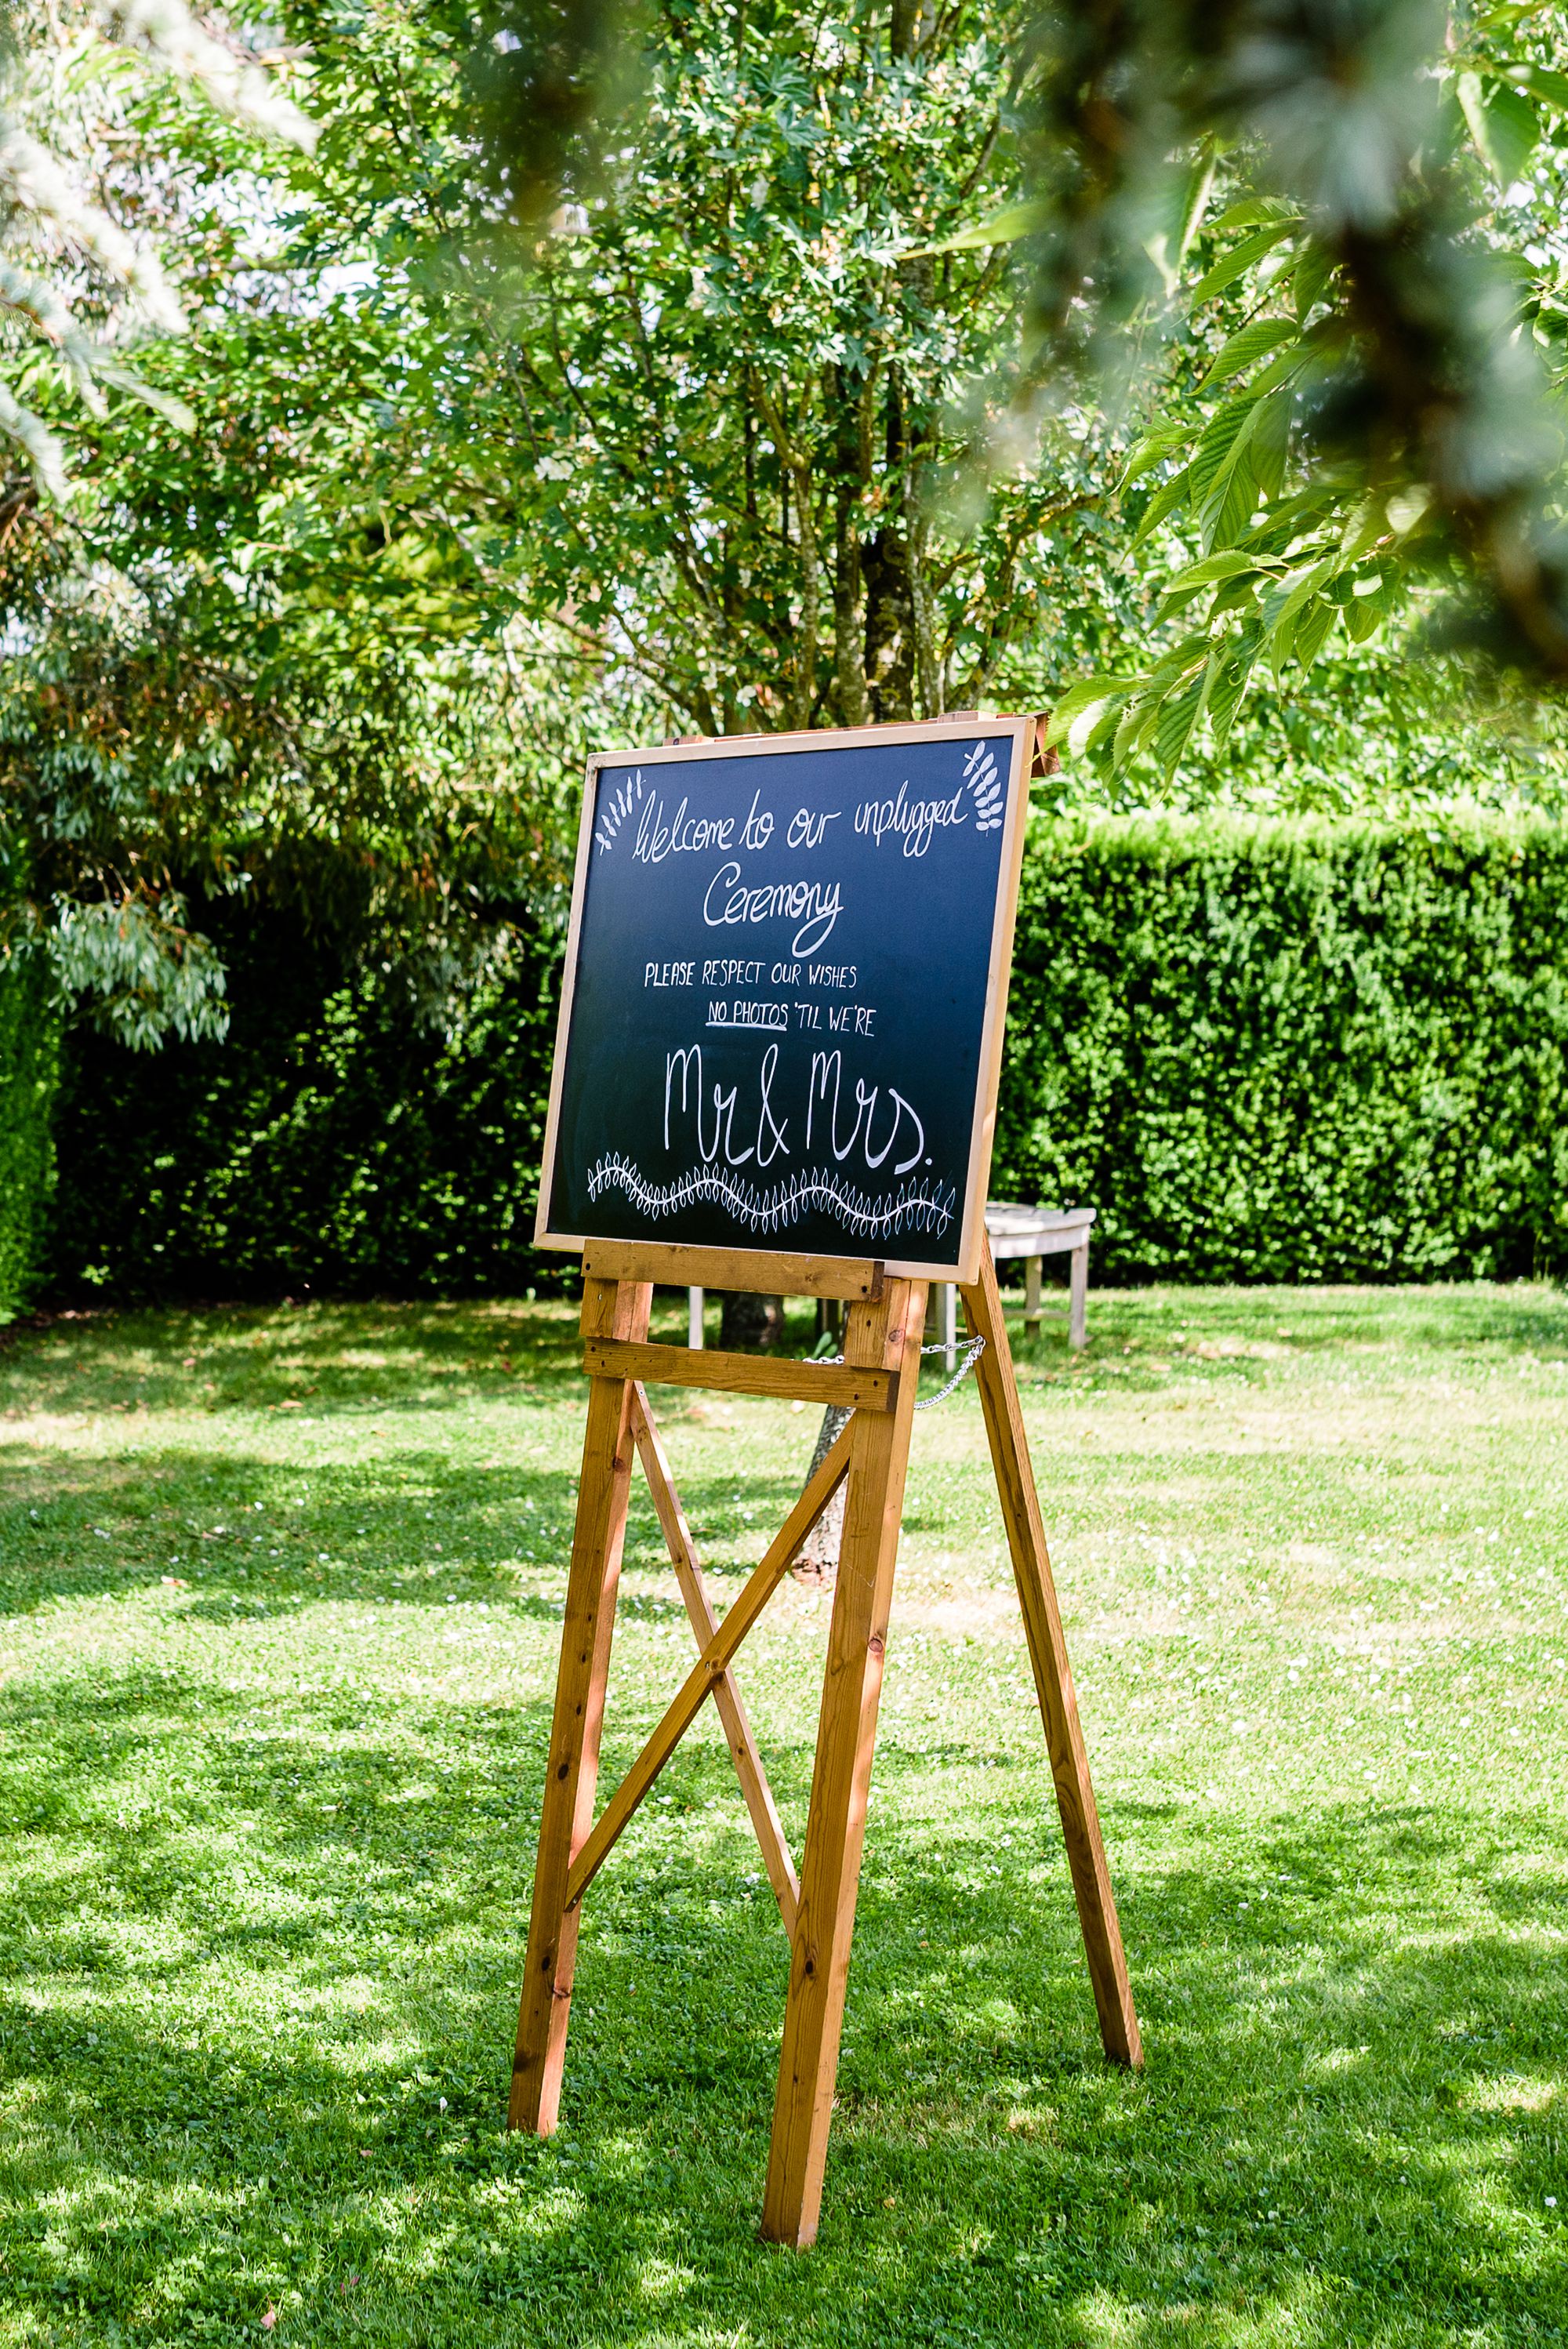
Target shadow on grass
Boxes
[0,1298,593,1420]
[0,1439,822,1620]
[2,1662,1565,2346]
[2,1291,840,1421]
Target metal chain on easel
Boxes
[913,1332,986,1410]
[800,1332,986,1410]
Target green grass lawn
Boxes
[1,1282,1565,2347]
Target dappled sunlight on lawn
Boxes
[1,1285,1565,2344]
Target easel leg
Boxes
[762,1278,927,2249]
[510,1273,652,2132]
[961,1243,1142,2069]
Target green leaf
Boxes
[1156,547,1279,619]
[1199,316,1298,392]
[1153,663,1209,776]
[1119,421,1190,488]
[1244,345,1312,402]
[1192,397,1261,551]
[1249,387,1293,508]
[1169,550,1282,592]
[1204,197,1301,237]
[1515,64,1568,113]
[1207,623,1262,752]
[1173,147,1218,269]
[1043,677,1132,746]
[1145,631,1215,690]
[1264,557,1337,678]
[1338,501,1388,561]
[1145,147,1218,296]
[1083,702,1125,765]
[1291,240,1334,321]
[1211,571,1265,617]
[1365,575,1402,627]
[1293,597,1337,674]
[1189,396,1254,511]
[1343,587,1385,642]
[1112,694,1159,775]
[920,199,1050,256]
[1189,220,1301,307]
[1458,71,1539,183]
[1131,470,1192,546]
[1274,559,1330,626]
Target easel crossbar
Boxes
[561,1412,857,1915]
[583,1238,884,1302]
[585,1337,895,1411]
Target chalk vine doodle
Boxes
[585,1155,956,1239]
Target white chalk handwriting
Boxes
[663,1040,927,1177]
[701,861,843,958]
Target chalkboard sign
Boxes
[535,717,1035,1280]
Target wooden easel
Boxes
[508,1234,1141,2249]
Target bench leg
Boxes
[1024,1254,1042,1340]
[688,1286,704,1350]
[1069,1243,1089,1350]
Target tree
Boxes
[0,0,314,491]
[2,0,1145,1056]
[986,2,1568,775]
[8,0,1566,1071]
[0,0,655,1046]
[320,0,1568,779]
[418,0,1568,772]
[270,0,1144,737]
[0,0,318,1040]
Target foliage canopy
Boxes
[4,0,1568,1054]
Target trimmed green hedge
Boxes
[41,816,1568,1298]
[43,906,563,1303]
[0,948,60,1322]
[993,815,1568,1280]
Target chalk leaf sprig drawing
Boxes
[964,742,1005,833]
[593,769,648,856]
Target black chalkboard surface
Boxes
[536,717,1034,1280]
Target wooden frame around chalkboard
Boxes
[533,713,1037,1287]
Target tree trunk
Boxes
[864,367,916,720]
[863,526,915,720]
[792,1403,850,1582]
[717,1291,786,1350]
[829,361,873,726]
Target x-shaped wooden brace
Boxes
[561,1385,854,1932]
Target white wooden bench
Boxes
[685,1200,1096,1366]
[993,1201,1094,1349]
[929,1204,1096,1367]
